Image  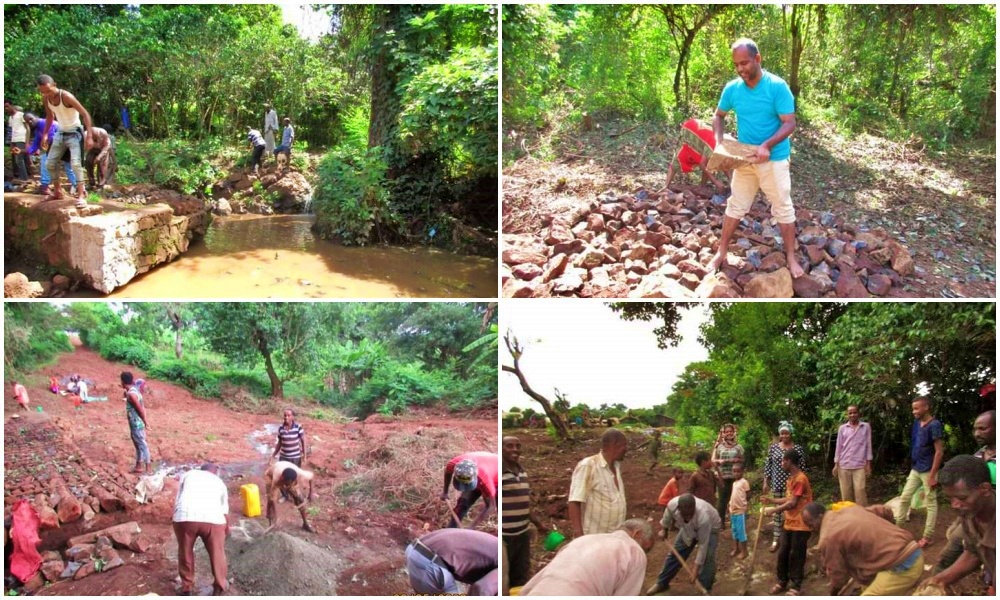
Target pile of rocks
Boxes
[22,523,150,591]
[3,272,73,298]
[211,167,312,216]
[502,188,917,298]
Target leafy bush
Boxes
[4,304,72,373]
[311,146,401,245]
[116,138,237,195]
[100,336,154,370]
[351,359,452,417]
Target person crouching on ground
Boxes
[264,460,315,532]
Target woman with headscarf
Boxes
[762,421,806,551]
[712,423,744,524]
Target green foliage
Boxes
[352,359,452,416]
[503,3,996,146]
[115,138,236,195]
[100,336,154,370]
[311,146,400,245]
[3,304,72,373]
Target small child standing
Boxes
[657,467,687,507]
[728,463,751,559]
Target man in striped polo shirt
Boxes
[272,408,307,467]
[502,435,547,588]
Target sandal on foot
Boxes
[917,538,933,548]
[769,584,788,595]
[786,589,802,596]
[75,198,87,209]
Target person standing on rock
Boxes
[568,428,628,538]
[833,405,873,506]
[273,117,294,166]
[441,451,499,529]
[708,39,804,279]
[264,460,315,532]
[36,74,94,208]
[83,126,114,189]
[501,435,548,589]
[173,463,230,596]
[23,112,78,196]
[121,371,151,474]
[11,381,30,411]
[264,104,278,158]
[246,127,266,176]
[404,528,498,595]
[5,100,30,181]
[894,396,944,548]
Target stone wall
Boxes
[4,192,210,294]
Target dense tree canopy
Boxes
[504,4,995,143]
[617,302,996,469]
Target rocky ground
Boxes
[502,117,996,298]
[507,426,988,596]
[4,343,497,596]
[208,163,314,217]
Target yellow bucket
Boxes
[240,483,261,518]
[831,501,856,511]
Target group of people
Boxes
[503,399,996,597]
[245,103,295,176]
[6,75,115,207]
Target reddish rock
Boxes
[835,268,870,298]
[657,263,681,279]
[678,272,701,291]
[575,229,596,243]
[611,227,639,247]
[502,248,547,266]
[57,494,82,524]
[805,244,830,266]
[542,254,570,282]
[695,272,742,298]
[628,260,649,275]
[891,246,915,276]
[603,245,621,262]
[23,573,46,591]
[41,558,66,582]
[759,252,787,272]
[74,561,97,580]
[793,273,831,298]
[575,246,605,270]
[644,231,668,248]
[744,268,794,298]
[868,247,893,265]
[681,232,702,252]
[511,263,542,281]
[676,259,709,278]
[866,273,892,296]
[586,213,605,232]
[502,279,535,298]
[544,221,573,245]
[552,238,585,256]
[552,272,585,294]
[628,243,658,264]
[629,275,695,298]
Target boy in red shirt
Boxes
[660,118,728,193]
[657,467,687,507]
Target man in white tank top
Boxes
[36,73,94,208]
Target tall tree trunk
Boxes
[253,329,284,398]
[888,6,915,116]
[368,4,403,157]
[502,333,570,440]
[165,305,184,359]
[788,4,812,98]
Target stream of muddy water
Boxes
[85,214,496,298]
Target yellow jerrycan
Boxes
[241,483,261,518]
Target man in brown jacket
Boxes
[803,502,923,596]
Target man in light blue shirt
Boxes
[274,117,294,164]
[710,38,803,279]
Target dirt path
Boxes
[4,346,497,596]
[509,427,987,595]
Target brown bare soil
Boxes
[509,427,988,596]
[4,346,497,596]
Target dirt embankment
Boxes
[509,427,986,596]
[4,346,497,596]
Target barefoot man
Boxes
[709,39,803,279]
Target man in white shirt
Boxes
[647,493,722,595]
[5,100,29,180]
[172,464,230,595]
[264,104,279,158]
[568,428,628,537]
[520,518,655,596]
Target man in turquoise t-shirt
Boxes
[710,39,804,279]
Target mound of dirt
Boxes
[229,531,342,596]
